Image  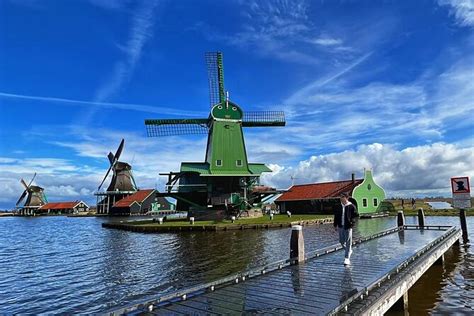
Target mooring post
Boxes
[290,225,305,264]
[418,208,425,227]
[460,209,469,242]
[397,210,405,227]
[189,217,195,225]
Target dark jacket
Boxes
[333,203,357,229]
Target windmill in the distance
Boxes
[95,139,138,214]
[16,173,48,216]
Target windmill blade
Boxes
[242,111,286,127]
[107,152,115,165]
[205,52,225,108]
[20,179,29,190]
[114,139,125,162]
[27,173,37,187]
[16,190,28,206]
[145,119,209,137]
[98,165,113,191]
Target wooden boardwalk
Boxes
[108,225,461,315]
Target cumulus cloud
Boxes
[261,143,474,197]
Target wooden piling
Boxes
[418,208,425,227]
[397,210,405,227]
[460,209,469,242]
[290,225,305,264]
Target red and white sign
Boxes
[451,177,470,194]
[451,177,471,209]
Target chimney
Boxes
[351,173,355,183]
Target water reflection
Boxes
[0,216,472,314]
[398,230,405,244]
[339,267,357,303]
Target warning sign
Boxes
[451,177,471,209]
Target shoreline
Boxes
[102,215,334,233]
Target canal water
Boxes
[0,216,472,314]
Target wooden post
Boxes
[418,208,425,227]
[460,209,469,242]
[397,210,405,227]
[391,292,409,314]
[290,225,305,264]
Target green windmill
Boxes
[145,52,285,219]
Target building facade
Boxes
[352,170,386,214]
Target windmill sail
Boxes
[205,52,225,108]
[243,111,286,127]
[145,119,209,137]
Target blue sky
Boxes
[0,0,473,209]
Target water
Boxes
[427,201,453,209]
[0,216,472,314]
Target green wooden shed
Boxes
[352,170,386,214]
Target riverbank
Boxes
[102,214,333,233]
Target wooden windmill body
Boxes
[95,139,138,215]
[15,173,48,216]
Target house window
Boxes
[363,198,368,207]
[216,159,222,166]
[373,198,378,207]
[236,160,243,167]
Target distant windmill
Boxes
[16,173,47,215]
[95,139,138,214]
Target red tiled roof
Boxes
[276,179,363,202]
[113,189,155,208]
[39,201,84,210]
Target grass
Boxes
[130,214,332,227]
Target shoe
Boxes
[344,258,351,265]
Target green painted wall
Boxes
[206,102,252,175]
[352,170,386,213]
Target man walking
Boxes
[334,192,357,265]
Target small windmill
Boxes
[145,52,286,218]
[95,139,138,214]
[16,173,48,215]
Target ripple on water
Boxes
[0,215,473,314]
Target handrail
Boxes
[327,226,459,315]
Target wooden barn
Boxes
[275,174,363,214]
[111,189,170,215]
[275,171,386,215]
[39,201,89,214]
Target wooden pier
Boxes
[107,224,462,315]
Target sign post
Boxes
[451,177,470,242]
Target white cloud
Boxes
[438,0,474,27]
[261,143,474,197]
[310,37,343,46]
[0,91,206,117]
[94,0,160,102]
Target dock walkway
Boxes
[109,225,461,315]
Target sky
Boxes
[0,0,473,209]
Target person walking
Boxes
[334,192,357,265]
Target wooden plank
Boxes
[212,285,324,313]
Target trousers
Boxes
[338,227,352,259]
